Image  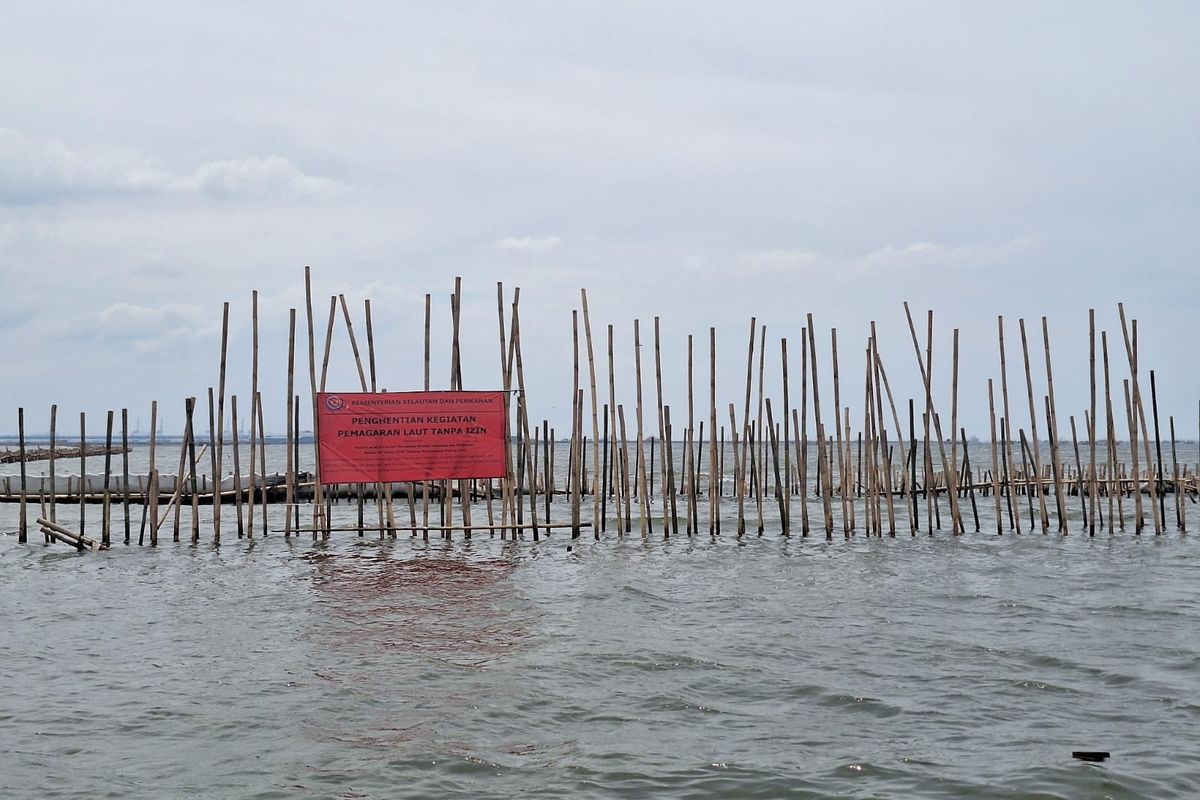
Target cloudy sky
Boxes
[2,2,1198,439]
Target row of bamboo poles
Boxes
[8,270,1198,549]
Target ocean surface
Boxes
[1,443,1198,799]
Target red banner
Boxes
[316,391,508,484]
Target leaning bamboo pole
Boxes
[304,266,326,537]
[998,316,1022,533]
[1041,317,1068,531]
[580,290,602,539]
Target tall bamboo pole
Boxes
[580,290,602,538]
[304,266,326,536]
[215,301,229,539]
[998,316,1021,532]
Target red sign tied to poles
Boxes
[316,391,508,484]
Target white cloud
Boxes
[495,235,563,254]
[859,237,1038,271]
[0,128,340,204]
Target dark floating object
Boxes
[1072,751,1110,762]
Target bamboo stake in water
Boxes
[619,404,633,533]
[987,380,1003,533]
[633,319,650,537]
[103,410,113,546]
[304,266,326,537]
[17,408,27,543]
[231,395,244,537]
[79,412,86,537]
[510,298,540,539]
[285,309,296,538]
[48,404,57,526]
[728,404,745,536]
[1042,317,1068,530]
[766,399,786,534]
[206,390,218,544]
[256,391,268,536]
[121,408,131,544]
[215,301,229,540]
[799,330,810,536]
[1088,310,1098,536]
[581,289,602,538]
[996,317,1021,532]
[1102,331,1121,532]
[1150,370,1167,529]
[709,327,719,535]
[145,400,158,546]
[1017,319,1049,531]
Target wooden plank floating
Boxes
[5,272,1200,550]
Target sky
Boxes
[1,1,1198,440]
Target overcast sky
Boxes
[2,2,1198,440]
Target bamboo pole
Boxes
[654,317,670,535]
[608,324,622,533]
[285,309,296,537]
[496,283,514,533]
[215,301,229,539]
[231,395,244,537]
[831,328,849,535]
[987,380,1003,533]
[206,390,218,544]
[903,304,962,533]
[781,338,791,528]
[686,335,697,535]
[17,408,27,543]
[1150,370,1167,528]
[1088,310,1098,536]
[619,404,633,532]
[799,329,810,535]
[870,328,896,535]
[740,317,755,520]
[121,408,131,544]
[766,399,786,534]
[1123,379,1142,532]
[1170,415,1184,531]
[185,398,200,544]
[806,316,834,537]
[709,327,719,535]
[157,442,208,535]
[1042,317,1068,530]
[572,389,583,537]
[1102,331,1121,532]
[76,411,87,537]
[633,319,650,536]
[1017,319,1049,531]
[581,290,602,538]
[304,266,326,536]
[728,404,744,536]
[143,400,158,546]
[416,293,431,534]
[510,299,540,539]
[960,428,979,532]
[997,316,1022,533]
[48,404,57,526]
[256,391,268,536]
[754,323,767,532]
[246,290,262,537]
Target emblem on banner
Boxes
[324,395,347,412]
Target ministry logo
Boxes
[324,395,347,413]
